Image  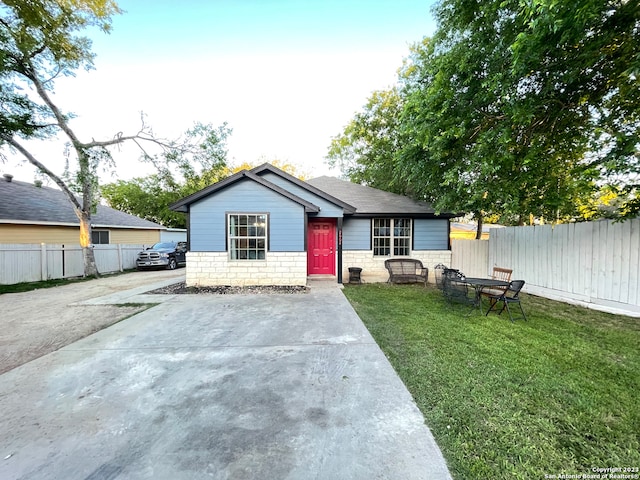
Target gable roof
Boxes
[170,164,457,218]
[306,176,457,218]
[0,177,164,229]
[250,163,356,214]
[170,169,320,213]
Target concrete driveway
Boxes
[0,278,451,480]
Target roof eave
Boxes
[348,212,458,219]
[92,224,165,230]
[0,219,164,229]
[169,170,321,213]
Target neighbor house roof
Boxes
[0,176,164,229]
[306,176,457,218]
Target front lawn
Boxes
[342,284,640,480]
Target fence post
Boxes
[40,243,47,281]
[117,244,123,272]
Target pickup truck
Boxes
[136,241,187,270]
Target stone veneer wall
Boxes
[342,250,452,284]
[186,251,307,287]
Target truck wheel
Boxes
[167,258,177,270]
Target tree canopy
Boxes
[328,0,640,227]
[1,0,131,275]
[327,88,405,194]
[0,0,199,276]
[0,0,122,145]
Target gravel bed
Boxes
[148,282,309,295]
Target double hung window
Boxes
[228,214,267,260]
[373,218,411,256]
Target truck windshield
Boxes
[151,243,174,249]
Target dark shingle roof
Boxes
[306,176,456,218]
[0,178,164,229]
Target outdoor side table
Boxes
[348,267,362,284]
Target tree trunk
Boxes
[475,213,483,240]
[77,209,99,278]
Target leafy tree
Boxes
[330,0,639,234]
[576,185,632,221]
[0,0,164,276]
[399,0,639,225]
[101,175,188,228]
[101,123,232,228]
[326,88,405,193]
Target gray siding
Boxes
[190,179,305,252]
[414,219,449,250]
[343,218,371,250]
[261,172,344,218]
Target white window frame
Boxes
[372,218,412,256]
[228,213,268,260]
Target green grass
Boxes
[342,284,640,479]
[0,277,92,294]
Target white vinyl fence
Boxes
[451,239,490,278]
[0,244,147,285]
[451,219,640,317]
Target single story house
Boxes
[0,174,164,245]
[170,163,457,287]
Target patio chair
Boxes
[442,269,476,309]
[481,266,513,299]
[491,267,513,282]
[485,280,527,322]
[434,263,448,290]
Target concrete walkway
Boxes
[0,278,451,480]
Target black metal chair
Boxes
[434,263,448,290]
[442,269,476,309]
[485,280,527,321]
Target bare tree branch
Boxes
[22,59,83,148]
[0,133,83,212]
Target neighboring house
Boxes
[170,163,457,286]
[450,222,505,240]
[0,174,164,245]
[160,228,188,243]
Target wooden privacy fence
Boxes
[452,219,640,316]
[0,244,147,285]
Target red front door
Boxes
[307,219,336,275]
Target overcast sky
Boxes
[4,0,437,184]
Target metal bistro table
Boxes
[463,277,510,314]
